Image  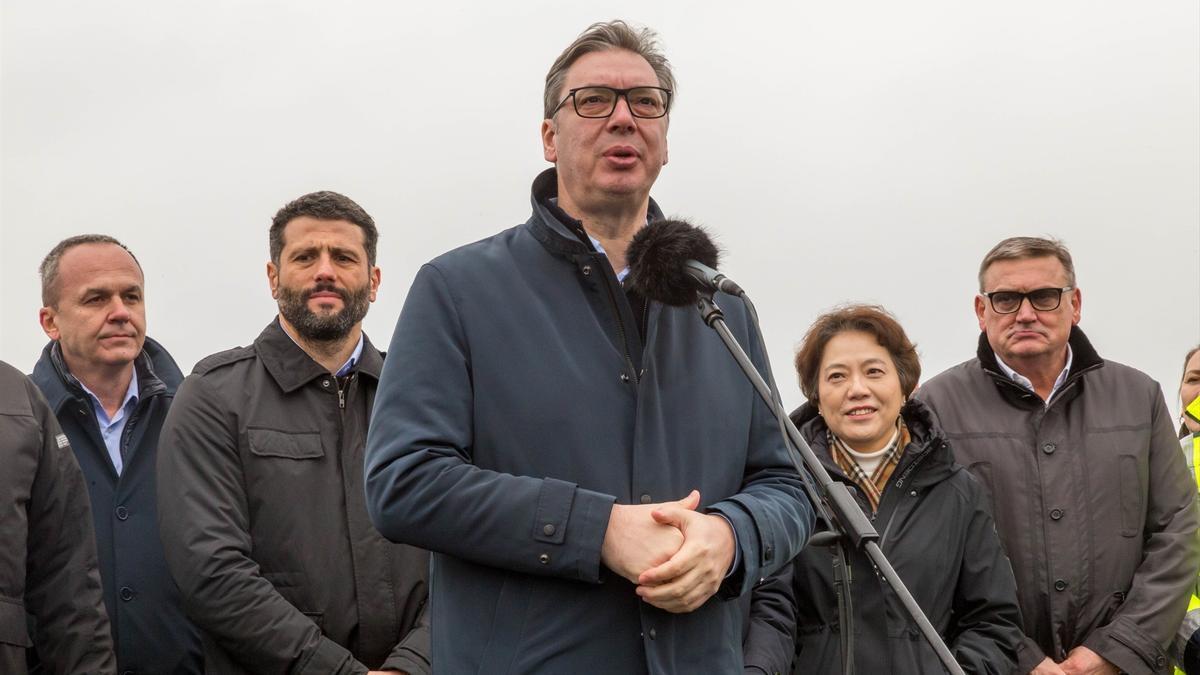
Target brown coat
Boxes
[0,360,115,674]
[917,328,1200,675]
[157,322,430,675]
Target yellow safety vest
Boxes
[1177,436,1200,675]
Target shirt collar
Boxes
[995,344,1074,403]
[588,235,630,283]
[78,367,139,425]
[280,325,364,377]
[336,334,365,377]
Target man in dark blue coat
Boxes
[31,235,201,674]
[365,20,813,674]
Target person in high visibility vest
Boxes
[1171,345,1200,675]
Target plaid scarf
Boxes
[829,418,909,513]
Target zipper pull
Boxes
[338,387,345,409]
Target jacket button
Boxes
[640,494,652,504]
[764,545,774,562]
[538,553,550,565]
[322,379,331,388]
[1156,655,1167,668]
[1042,442,1056,454]
[620,373,630,383]
[1054,579,1068,592]
[582,264,592,276]
[542,524,556,536]
[119,586,135,601]
[1049,508,1063,520]
[115,506,129,521]
[648,628,657,640]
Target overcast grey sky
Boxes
[3,1,1197,415]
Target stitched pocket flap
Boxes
[248,429,324,460]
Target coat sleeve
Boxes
[157,374,368,675]
[364,264,616,581]
[381,598,430,675]
[20,379,116,674]
[742,561,797,675]
[704,304,815,597]
[1081,389,1200,675]
[946,475,1024,675]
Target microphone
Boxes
[626,219,744,306]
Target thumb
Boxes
[651,505,687,528]
[676,489,701,511]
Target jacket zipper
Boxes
[876,444,935,550]
[336,374,353,410]
[596,255,639,386]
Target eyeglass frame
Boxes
[980,286,1074,314]
[550,86,673,119]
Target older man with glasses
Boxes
[917,236,1199,675]
[363,19,812,675]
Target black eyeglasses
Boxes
[981,287,1073,314]
[551,86,673,119]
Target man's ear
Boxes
[369,266,381,302]
[39,306,60,341]
[541,119,558,163]
[266,261,280,299]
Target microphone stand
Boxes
[695,292,966,675]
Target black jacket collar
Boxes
[789,397,953,489]
[254,319,383,394]
[525,168,665,260]
[31,336,180,413]
[976,325,1105,406]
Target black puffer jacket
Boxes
[743,399,1023,674]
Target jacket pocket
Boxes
[1118,454,1142,537]
[247,429,324,460]
[0,597,31,647]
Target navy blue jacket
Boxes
[32,338,202,674]
[365,169,814,674]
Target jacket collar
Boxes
[31,336,180,413]
[788,397,953,488]
[525,168,665,260]
[976,325,1105,405]
[255,319,383,394]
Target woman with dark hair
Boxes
[742,304,1022,675]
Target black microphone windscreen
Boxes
[626,219,721,307]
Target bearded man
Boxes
[157,191,431,675]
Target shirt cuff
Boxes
[712,512,741,578]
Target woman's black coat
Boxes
[742,399,1023,675]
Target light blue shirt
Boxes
[996,344,1074,405]
[588,235,631,283]
[80,369,139,475]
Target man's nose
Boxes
[1014,295,1039,322]
[607,95,636,131]
[108,297,132,322]
[314,254,337,280]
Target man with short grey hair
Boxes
[30,234,201,673]
[365,20,811,674]
[917,236,1199,675]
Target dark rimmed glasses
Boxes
[551,86,673,119]
[981,287,1073,314]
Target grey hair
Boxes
[543,19,676,119]
[977,236,1076,292]
[39,234,141,307]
